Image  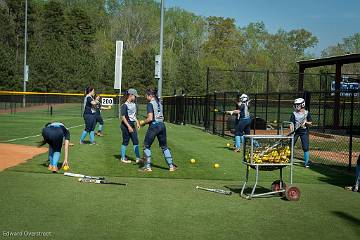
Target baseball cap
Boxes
[128,88,140,97]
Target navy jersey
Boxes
[83,95,95,114]
[95,102,101,115]
[236,102,250,119]
[290,110,312,132]
[121,101,137,122]
[146,98,164,123]
[47,122,70,140]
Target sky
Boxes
[165,0,360,56]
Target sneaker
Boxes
[90,141,97,145]
[51,166,59,173]
[48,165,53,171]
[234,148,241,153]
[79,141,85,145]
[169,165,178,172]
[305,165,310,168]
[135,158,143,164]
[121,159,132,164]
[96,132,103,137]
[138,167,152,172]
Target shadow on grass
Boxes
[113,155,169,170]
[332,211,360,226]
[224,184,281,199]
[308,163,355,187]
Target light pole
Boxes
[157,0,164,98]
[23,0,28,107]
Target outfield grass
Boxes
[0,109,359,240]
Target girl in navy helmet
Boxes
[290,98,312,168]
[80,87,98,144]
[139,89,177,172]
[39,122,70,173]
[226,94,251,152]
[120,89,141,164]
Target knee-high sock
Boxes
[235,136,241,148]
[134,145,140,159]
[48,147,54,164]
[51,152,61,167]
[90,131,95,143]
[120,145,127,160]
[163,149,174,167]
[304,151,310,166]
[98,124,103,132]
[144,149,151,168]
[80,130,87,142]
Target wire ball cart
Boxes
[240,134,301,201]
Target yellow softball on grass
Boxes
[213,163,220,168]
[226,143,231,147]
[190,159,196,164]
[63,165,70,171]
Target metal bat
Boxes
[78,178,128,186]
[196,186,232,195]
[64,172,105,180]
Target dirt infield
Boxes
[0,143,48,171]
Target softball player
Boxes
[139,89,177,172]
[226,94,251,152]
[39,122,70,173]
[80,87,98,144]
[345,156,360,192]
[94,94,111,137]
[290,98,312,168]
[120,89,141,164]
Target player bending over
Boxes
[39,122,70,173]
[139,89,177,172]
[290,98,312,168]
[120,89,141,164]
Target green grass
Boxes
[0,109,359,240]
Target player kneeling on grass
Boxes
[139,89,177,172]
[290,98,312,168]
[226,94,251,152]
[120,89,141,164]
[39,122,70,173]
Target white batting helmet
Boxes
[239,94,249,103]
[293,98,305,111]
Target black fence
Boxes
[163,90,360,170]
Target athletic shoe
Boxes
[305,165,310,168]
[48,165,53,171]
[135,158,143,164]
[138,167,152,172]
[96,132,103,137]
[234,148,241,153]
[121,159,131,164]
[79,141,85,145]
[51,166,58,173]
[169,165,177,172]
[90,141,97,145]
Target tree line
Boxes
[0,0,359,95]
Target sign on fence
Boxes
[331,81,359,97]
[101,97,114,106]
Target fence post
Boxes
[277,93,281,135]
[253,94,257,134]
[265,70,269,123]
[213,92,217,134]
[222,92,226,136]
[348,91,354,171]
[206,67,210,95]
[323,92,327,132]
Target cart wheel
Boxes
[285,186,301,201]
[271,180,286,193]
